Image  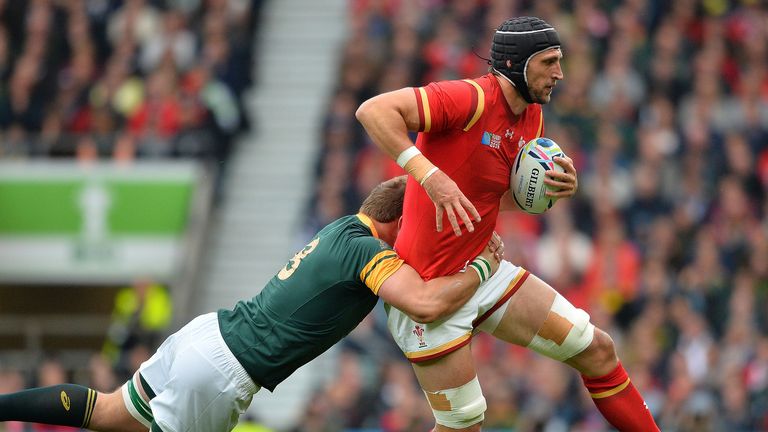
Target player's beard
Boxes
[530,85,553,104]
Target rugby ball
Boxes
[511,137,566,214]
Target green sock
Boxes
[0,384,98,428]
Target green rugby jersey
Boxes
[218,213,404,391]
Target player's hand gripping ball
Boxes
[511,137,566,214]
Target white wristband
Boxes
[396,146,422,168]
[419,167,439,186]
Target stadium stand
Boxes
[0,0,260,163]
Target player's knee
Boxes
[586,328,618,366]
[423,376,486,429]
[89,389,147,432]
[568,327,620,377]
[526,293,595,362]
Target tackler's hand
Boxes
[487,231,504,263]
[422,170,481,236]
[478,231,504,279]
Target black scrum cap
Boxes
[490,17,561,103]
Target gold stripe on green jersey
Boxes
[360,251,404,294]
[367,255,404,294]
[355,213,378,237]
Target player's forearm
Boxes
[387,272,478,324]
[418,271,483,322]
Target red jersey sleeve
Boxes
[412,79,485,133]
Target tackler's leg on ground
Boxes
[411,345,485,432]
[487,273,618,377]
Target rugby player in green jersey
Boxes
[0,176,503,432]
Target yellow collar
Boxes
[356,213,379,238]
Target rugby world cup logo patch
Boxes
[413,324,428,348]
[481,131,502,149]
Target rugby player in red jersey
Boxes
[357,16,660,432]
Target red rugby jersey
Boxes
[394,73,544,279]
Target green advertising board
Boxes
[0,161,206,283]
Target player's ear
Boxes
[397,216,403,230]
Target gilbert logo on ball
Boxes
[511,137,566,214]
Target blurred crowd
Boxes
[302,0,768,431]
[0,0,261,164]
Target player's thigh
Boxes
[411,344,477,392]
[490,274,595,363]
[490,273,557,346]
[88,390,147,432]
